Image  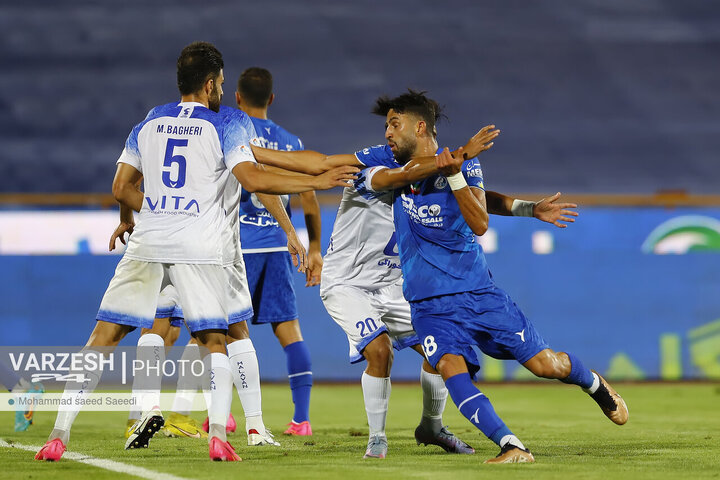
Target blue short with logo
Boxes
[410,286,549,377]
[243,251,298,324]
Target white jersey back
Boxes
[117,101,256,265]
[321,166,401,292]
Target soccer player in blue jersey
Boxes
[234,68,318,436]
[354,90,629,463]
[251,126,581,460]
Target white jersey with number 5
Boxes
[117,101,256,265]
[320,166,401,293]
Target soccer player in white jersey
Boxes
[251,125,579,459]
[34,41,356,463]
[112,191,299,447]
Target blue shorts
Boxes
[410,286,549,377]
[243,251,298,324]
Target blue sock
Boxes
[445,373,512,446]
[560,352,594,389]
[285,341,312,423]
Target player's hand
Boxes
[109,222,134,251]
[314,166,359,190]
[457,125,499,160]
[305,249,323,287]
[436,147,464,176]
[287,232,308,273]
[533,192,578,228]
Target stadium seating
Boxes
[1,0,719,193]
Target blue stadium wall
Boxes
[2,206,719,382]
[2,0,720,194]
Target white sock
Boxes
[583,372,601,394]
[420,367,447,433]
[51,352,104,444]
[135,333,165,414]
[500,434,526,450]
[206,352,232,442]
[361,372,391,438]
[227,339,265,433]
[171,343,202,416]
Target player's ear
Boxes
[204,77,214,97]
[267,93,275,107]
[416,120,427,137]
[235,91,242,107]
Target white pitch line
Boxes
[0,438,189,480]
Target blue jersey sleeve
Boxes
[222,110,257,170]
[354,145,397,168]
[462,157,485,190]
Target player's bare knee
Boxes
[165,326,181,347]
[364,335,394,373]
[195,330,227,354]
[227,321,250,342]
[86,321,129,348]
[435,354,468,380]
[272,320,303,347]
[526,350,568,378]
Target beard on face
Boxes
[208,84,222,112]
[391,138,415,165]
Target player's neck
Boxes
[241,105,268,120]
[415,137,439,157]
[180,93,209,109]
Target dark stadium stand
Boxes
[2,0,719,194]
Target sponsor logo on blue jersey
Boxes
[400,194,444,227]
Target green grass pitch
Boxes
[1,383,718,479]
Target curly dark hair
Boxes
[372,89,444,137]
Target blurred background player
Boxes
[1,362,44,432]
[235,67,318,436]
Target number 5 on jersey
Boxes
[163,138,187,188]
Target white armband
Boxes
[446,172,468,191]
[511,199,535,217]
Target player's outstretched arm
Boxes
[232,162,358,194]
[256,193,308,273]
[436,147,489,236]
[370,125,499,191]
[111,163,143,213]
[251,146,362,175]
[486,191,578,228]
[299,190,323,286]
[457,125,499,160]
